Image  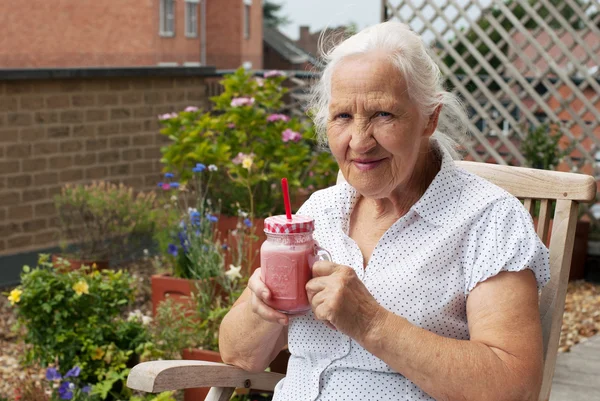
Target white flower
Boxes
[142,315,153,325]
[208,164,218,172]
[170,195,177,202]
[237,209,248,218]
[226,265,243,281]
[188,207,198,214]
[143,249,149,257]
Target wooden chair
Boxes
[127,161,597,401]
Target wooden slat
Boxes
[538,200,579,401]
[126,361,283,393]
[205,387,236,401]
[524,198,536,216]
[456,161,597,202]
[537,199,553,245]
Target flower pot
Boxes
[217,216,266,272]
[181,348,290,401]
[533,219,589,281]
[182,348,222,401]
[51,254,109,271]
[150,274,225,317]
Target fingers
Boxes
[311,261,339,278]
[248,268,289,326]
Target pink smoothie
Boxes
[260,239,314,314]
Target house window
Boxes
[243,3,251,39]
[185,0,198,37]
[160,0,175,37]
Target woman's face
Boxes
[327,52,436,199]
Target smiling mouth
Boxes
[352,158,385,171]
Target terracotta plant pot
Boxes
[151,274,224,316]
[51,254,109,271]
[181,348,290,401]
[533,219,590,281]
[182,348,223,401]
[217,216,266,272]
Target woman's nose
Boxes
[349,125,376,154]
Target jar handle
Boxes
[312,241,331,266]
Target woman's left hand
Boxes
[306,261,387,342]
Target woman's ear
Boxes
[424,105,442,138]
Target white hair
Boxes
[309,20,468,160]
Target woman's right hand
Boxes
[248,268,290,326]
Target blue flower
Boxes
[243,218,252,228]
[64,366,80,378]
[165,172,174,178]
[222,244,228,250]
[169,182,180,189]
[206,214,218,223]
[167,244,178,256]
[45,367,62,381]
[178,231,189,253]
[157,182,164,188]
[82,385,92,394]
[192,163,206,173]
[58,382,74,400]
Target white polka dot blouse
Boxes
[271,145,550,401]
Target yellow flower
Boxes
[91,347,105,360]
[7,289,22,306]
[72,280,89,296]
[242,157,253,170]
[92,263,97,270]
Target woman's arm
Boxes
[219,269,289,373]
[308,263,543,401]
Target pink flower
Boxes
[161,183,170,190]
[267,114,290,123]
[282,129,302,143]
[230,97,255,107]
[232,152,245,165]
[264,70,284,78]
[255,77,265,87]
[184,106,199,112]
[158,112,178,121]
[309,171,314,177]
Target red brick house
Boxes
[0,0,263,70]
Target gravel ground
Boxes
[1,272,599,400]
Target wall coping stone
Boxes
[0,66,217,81]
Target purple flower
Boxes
[64,366,80,378]
[207,214,218,223]
[45,367,62,381]
[264,70,284,78]
[184,106,199,112]
[169,182,180,189]
[158,112,178,121]
[164,172,174,179]
[167,244,178,256]
[58,382,74,400]
[82,385,92,394]
[230,97,255,107]
[243,218,252,228]
[222,244,228,250]
[192,163,206,173]
[282,129,302,143]
[227,123,236,129]
[267,114,290,123]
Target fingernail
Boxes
[278,318,287,326]
[262,290,269,299]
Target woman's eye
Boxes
[336,113,352,119]
[376,111,392,118]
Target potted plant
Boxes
[520,123,589,280]
[54,181,156,269]
[150,165,258,315]
[157,68,339,220]
[5,254,161,401]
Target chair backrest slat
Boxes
[338,161,595,401]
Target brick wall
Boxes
[0,69,213,258]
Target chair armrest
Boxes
[126,360,284,393]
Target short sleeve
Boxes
[464,197,550,295]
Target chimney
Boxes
[299,26,310,43]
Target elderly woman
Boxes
[219,21,549,401]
